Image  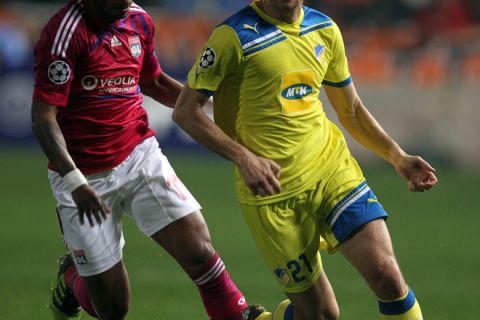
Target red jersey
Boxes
[33,0,162,174]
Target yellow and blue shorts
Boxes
[239,156,387,293]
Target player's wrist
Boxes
[62,168,88,192]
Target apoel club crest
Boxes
[315,44,326,64]
[128,35,141,57]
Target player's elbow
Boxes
[172,105,187,126]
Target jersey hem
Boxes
[235,154,349,206]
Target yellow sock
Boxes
[379,288,423,320]
[251,300,293,320]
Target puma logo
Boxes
[243,23,259,34]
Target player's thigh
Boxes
[50,170,126,277]
[338,219,395,273]
[337,219,406,298]
[317,156,388,249]
[124,148,211,269]
[125,146,202,237]
[240,195,323,293]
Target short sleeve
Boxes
[187,25,243,97]
[32,18,84,107]
[323,22,352,87]
[140,14,162,82]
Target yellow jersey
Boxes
[188,2,353,205]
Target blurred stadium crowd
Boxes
[1,0,479,82]
[0,0,479,167]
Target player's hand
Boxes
[71,184,111,226]
[394,155,438,192]
[238,152,281,197]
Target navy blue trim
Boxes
[379,289,416,315]
[322,76,353,88]
[299,6,333,35]
[137,14,149,37]
[89,31,108,53]
[93,93,140,100]
[221,6,255,29]
[334,212,387,243]
[284,303,294,320]
[69,87,141,100]
[221,6,280,52]
[129,15,138,34]
[196,89,214,97]
[299,21,333,36]
[325,181,389,243]
[326,181,367,224]
[244,35,287,56]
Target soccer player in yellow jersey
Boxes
[174,1,438,319]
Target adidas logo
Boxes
[111,35,122,47]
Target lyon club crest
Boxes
[128,36,141,57]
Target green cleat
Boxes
[49,254,82,320]
[242,304,271,320]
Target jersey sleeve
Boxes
[187,25,243,97]
[140,13,162,82]
[32,17,84,107]
[323,22,352,87]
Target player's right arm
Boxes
[173,25,280,197]
[32,11,109,226]
[31,100,110,226]
[174,86,281,197]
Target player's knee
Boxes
[319,303,340,320]
[370,256,405,300]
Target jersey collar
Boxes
[83,0,129,30]
[250,1,304,35]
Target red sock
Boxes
[191,253,247,320]
[64,266,98,318]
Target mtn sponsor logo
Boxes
[280,69,316,115]
[281,83,313,100]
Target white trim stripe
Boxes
[51,0,84,57]
[60,9,84,57]
[55,7,83,57]
[194,259,225,285]
[197,264,225,285]
[194,258,221,283]
[328,186,371,227]
[242,29,282,50]
[130,3,145,12]
[51,0,81,55]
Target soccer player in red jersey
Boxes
[31,1,248,319]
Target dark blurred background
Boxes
[0,0,479,167]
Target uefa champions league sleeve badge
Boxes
[48,60,71,85]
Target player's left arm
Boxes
[138,11,185,109]
[324,82,438,192]
[140,72,183,108]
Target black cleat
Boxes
[242,304,270,320]
[48,254,82,320]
